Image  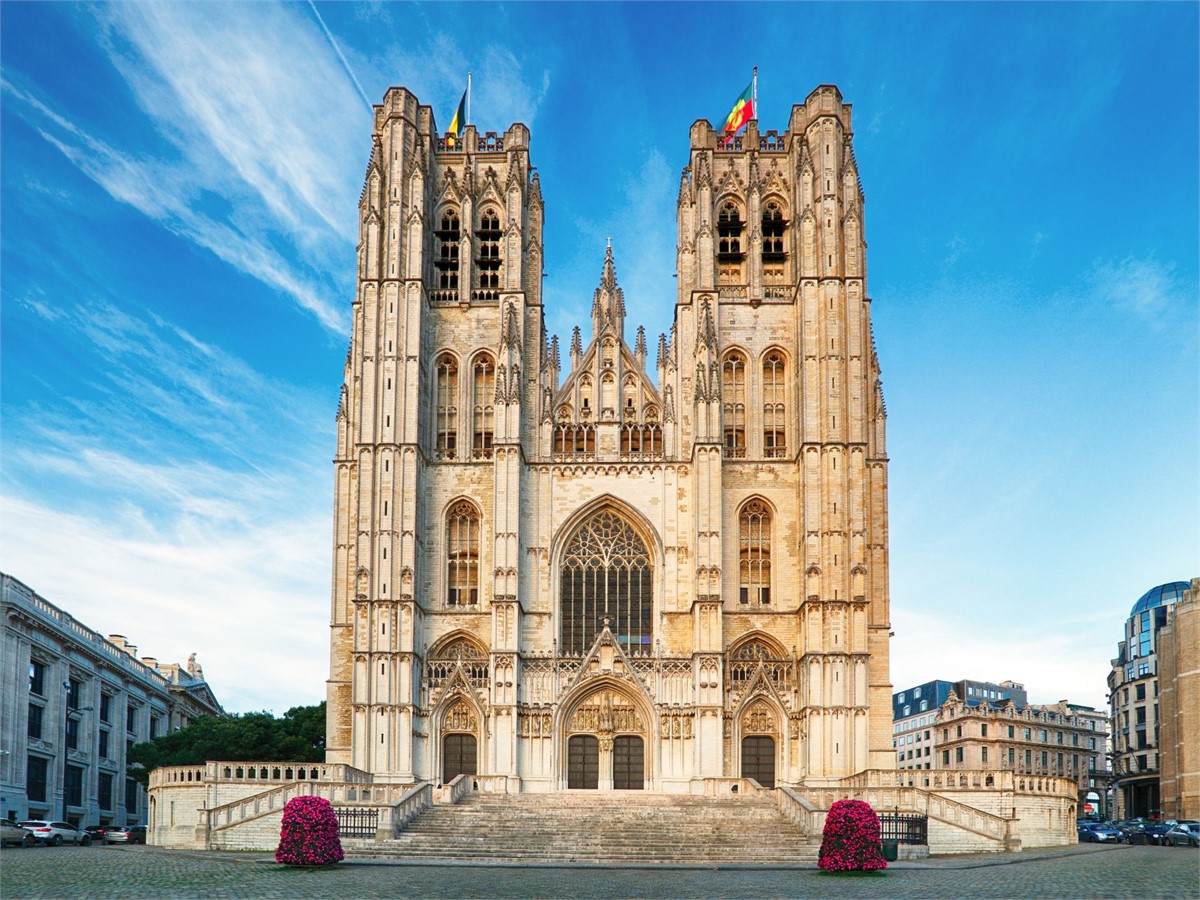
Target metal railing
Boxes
[336,807,379,839]
[879,813,928,845]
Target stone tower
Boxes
[327,85,892,790]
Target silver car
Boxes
[18,820,88,846]
[1,819,36,847]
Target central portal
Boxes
[564,685,649,790]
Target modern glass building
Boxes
[1108,581,1190,819]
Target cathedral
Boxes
[325,84,894,793]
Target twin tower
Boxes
[326,85,892,793]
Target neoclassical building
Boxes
[325,84,894,792]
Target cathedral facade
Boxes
[326,84,893,793]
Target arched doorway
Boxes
[562,685,650,790]
[741,736,775,788]
[443,733,477,783]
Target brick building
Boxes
[1156,577,1200,819]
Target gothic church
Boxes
[326,84,893,793]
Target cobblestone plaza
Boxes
[2,843,1197,899]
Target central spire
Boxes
[592,242,625,338]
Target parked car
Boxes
[104,825,146,845]
[1163,821,1200,848]
[1,819,36,848]
[1078,822,1122,843]
[1143,820,1179,845]
[83,825,110,844]
[18,820,89,846]
[1112,819,1148,842]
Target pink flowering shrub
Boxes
[818,798,887,872]
[275,796,344,866]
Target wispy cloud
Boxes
[1088,255,1190,321]
[1,0,374,333]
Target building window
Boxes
[981,747,988,764]
[981,724,988,737]
[67,677,84,710]
[98,773,114,811]
[475,208,502,297]
[738,499,771,605]
[955,747,963,763]
[942,750,949,765]
[29,660,46,696]
[761,201,787,264]
[472,355,495,459]
[27,704,44,739]
[434,208,461,295]
[1008,747,1015,766]
[65,765,83,808]
[435,354,459,459]
[66,715,80,750]
[560,509,652,654]
[762,352,786,457]
[1041,751,1048,767]
[150,716,162,740]
[722,352,746,457]
[27,755,48,802]
[919,700,928,712]
[717,201,744,259]
[1025,749,1032,767]
[99,694,111,723]
[98,729,110,760]
[1137,662,1150,677]
[956,725,963,738]
[446,500,481,606]
[127,706,138,734]
[1135,683,1146,701]
[125,778,139,816]
[1025,727,1031,740]
[1008,725,1014,739]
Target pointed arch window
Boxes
[560,510,652,654]
[435,353,459,460]
[762,352,786,458]
[739,500,771,605]
[761,201,787,262]
[475,208,502,299]
[434,209,461,299]
[717,201,744,259]
[722,352,746,458]
[446,501,480,606]
[472,355,495,459]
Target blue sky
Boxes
[2,2,1196,715]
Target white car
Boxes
[18,820,89,846]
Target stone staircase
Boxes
[345,791,820,864]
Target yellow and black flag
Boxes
[447,85,467,148]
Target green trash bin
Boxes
[882,841,899,861]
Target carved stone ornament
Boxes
[443,698,477,733]
[742,701,775,734]
[568,689,643,735]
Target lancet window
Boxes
[761,201,787,261]
[472,355,495,459]
[722,351,747,457]
[762,352,786,457]
[738,500,771,606]
[620,422,662,457]
[560,510,652,655]
[434,208,461,299]
[427,636,489,689]
[717,201,744,259]
[446,501,481,606]
[475,208,502,299]
[435,353,459,460]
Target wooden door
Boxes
[741,735,776,788]
[443,733,477,783]
[567,735,599,789]
[612,735,644,790]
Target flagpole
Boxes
[752,66,758,125]
[467,71,472,127]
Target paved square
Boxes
[2,842,1197,898]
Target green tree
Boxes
[127,702,325,786]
